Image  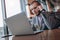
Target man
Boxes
[30,1,60,30]
[30,1,47,31]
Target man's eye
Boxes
[34,7,37,9]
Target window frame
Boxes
[1,0,27,37]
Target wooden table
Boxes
[12,28,60,40]
[1,28,60,40]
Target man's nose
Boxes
[36,7,40,11]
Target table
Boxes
[1,28,60,40]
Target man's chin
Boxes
[36,13,40,16]
[36,11,41,16]
[36,13,39,15]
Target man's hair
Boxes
[30,1,41,5]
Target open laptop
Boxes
[5,12,41,35]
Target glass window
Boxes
[5,0,21,18]
[0,0,4,37]
[0,0,3,27]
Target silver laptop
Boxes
[5,12,41,35]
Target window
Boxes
[0,0,4,37]
[0,0,4,27]
[0,0,26,38]
[5,0,21,18]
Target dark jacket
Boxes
[41,12,60,29]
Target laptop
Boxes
[5,12,41,35]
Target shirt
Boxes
[37,14,45,30]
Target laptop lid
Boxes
[5,12,34,35]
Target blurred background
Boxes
[0,0,60,38]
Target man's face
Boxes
[30,2,42,15]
